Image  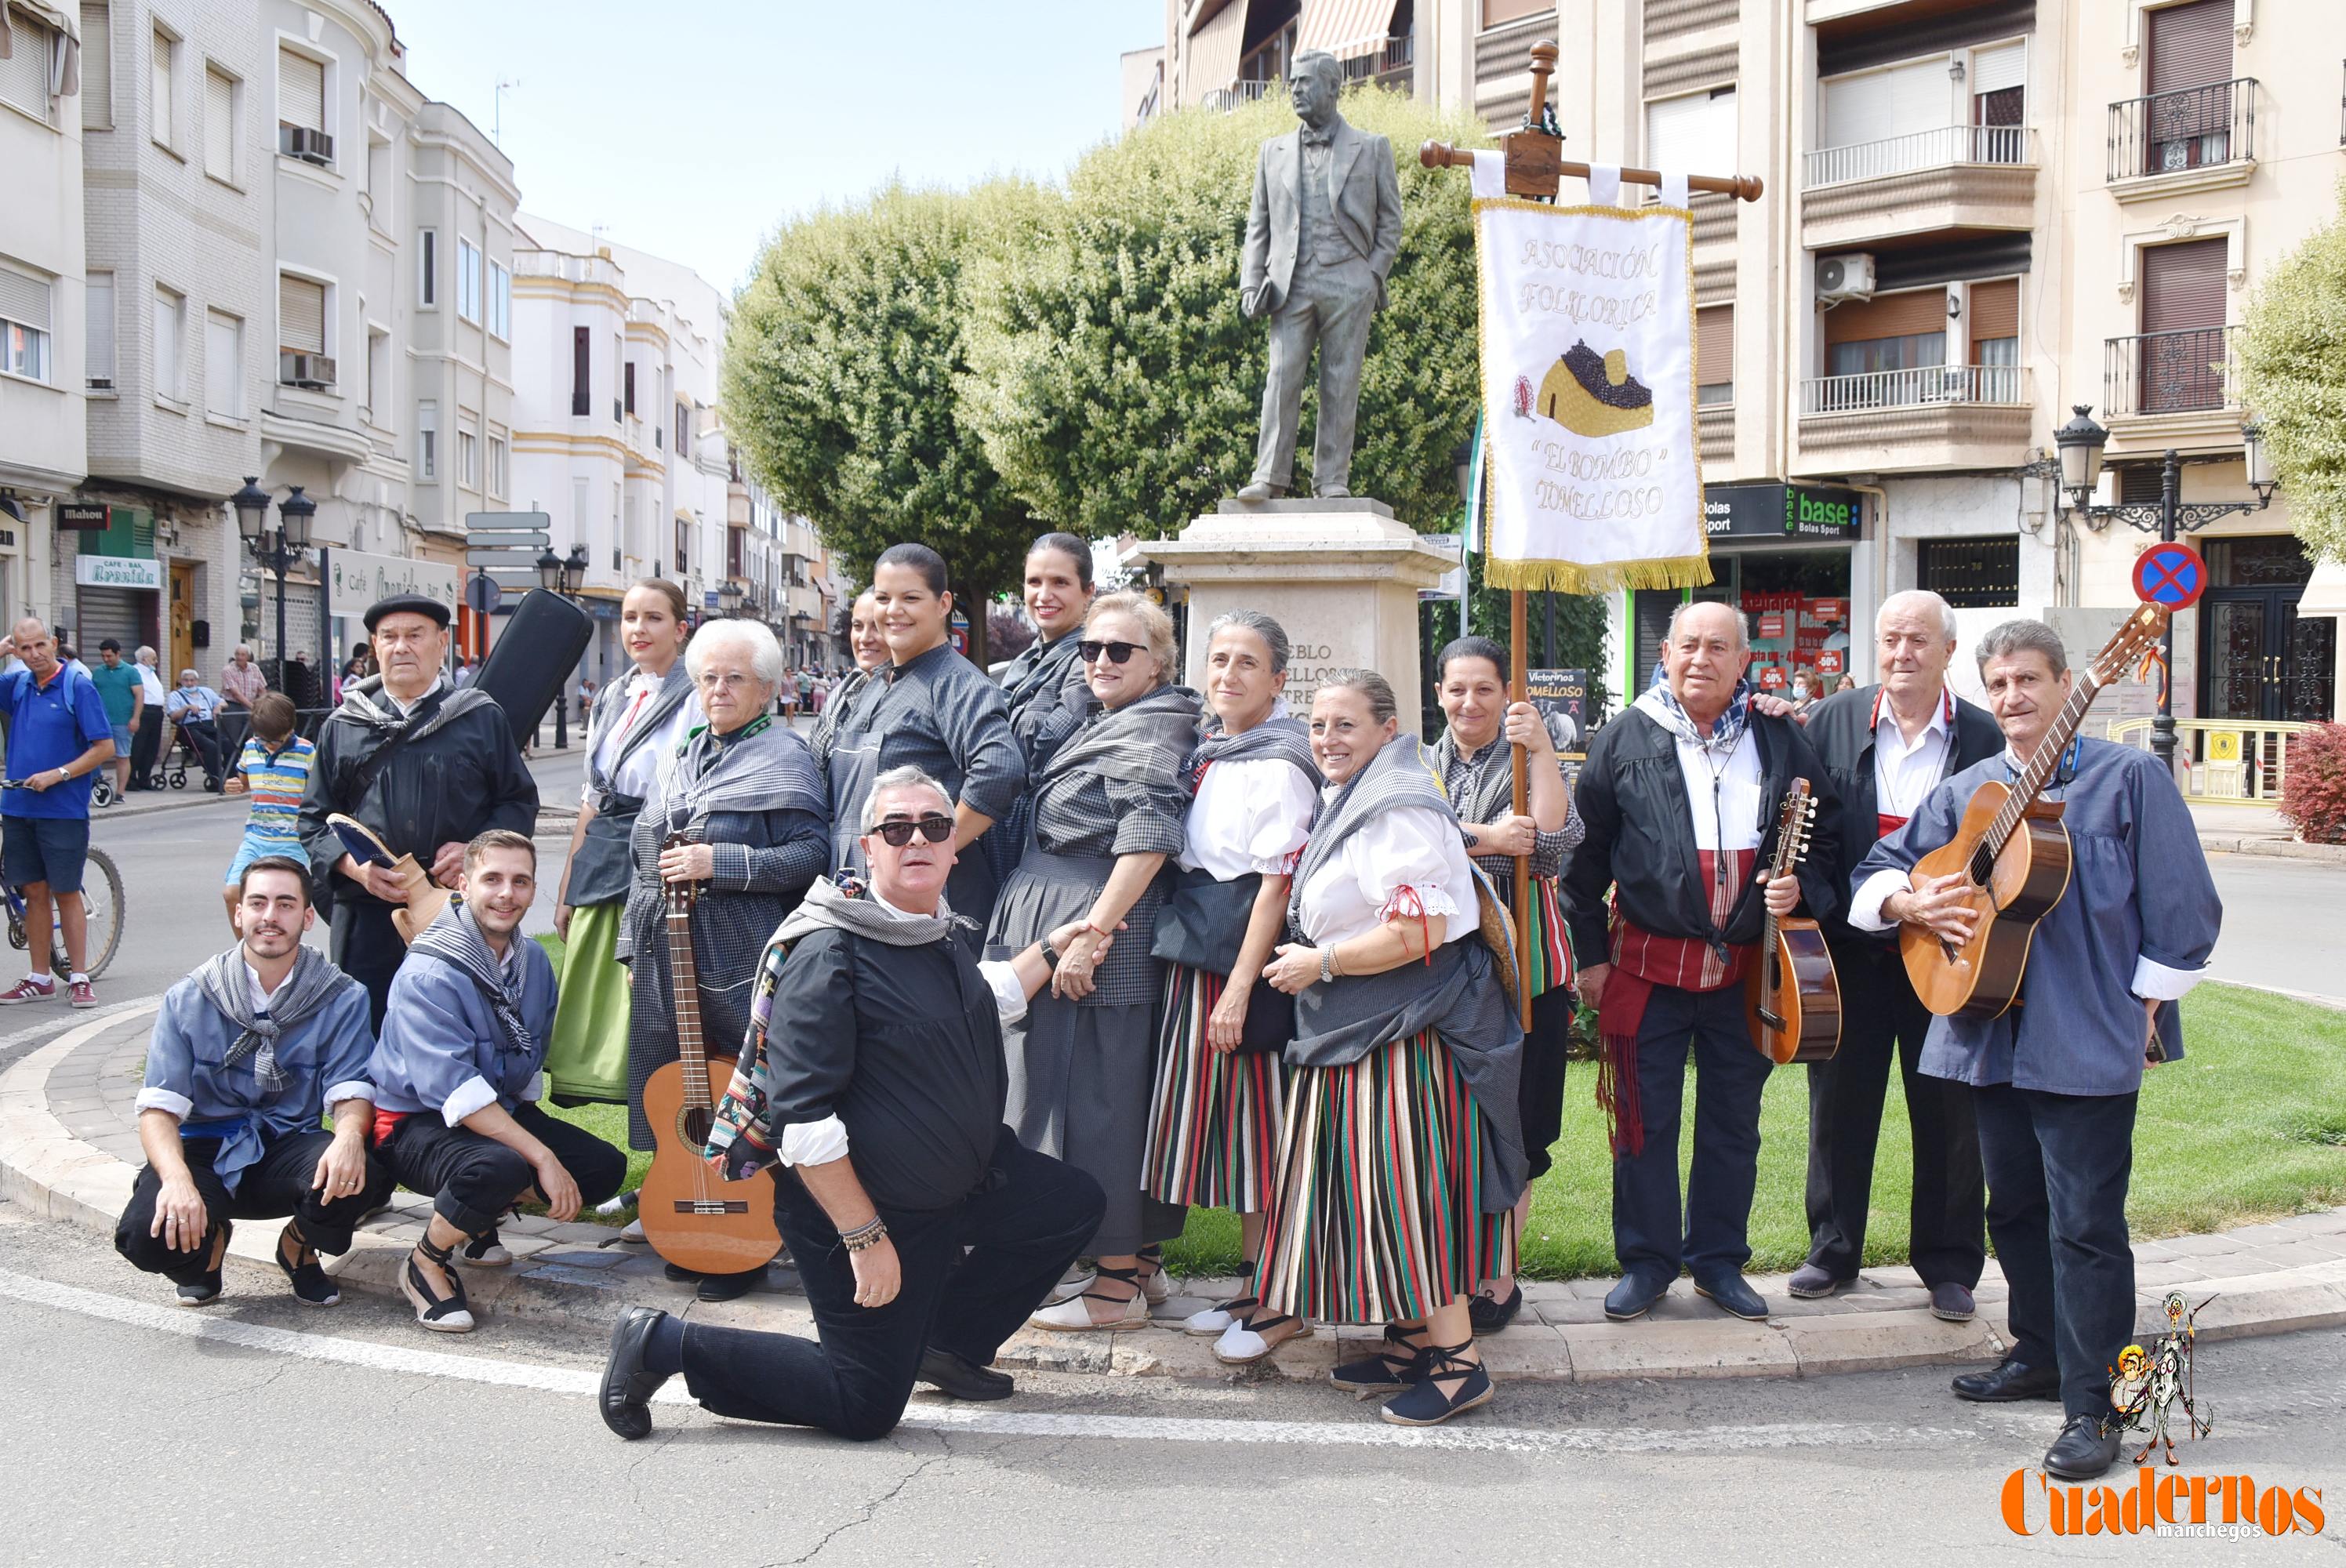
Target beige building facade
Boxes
[1139,0,2342,734]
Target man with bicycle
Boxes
[0,616,115,1008]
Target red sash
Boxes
[1596,848,1756,1157]
[371,1107,409,1145]
[1877,812,1909,839]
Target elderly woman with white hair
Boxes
[620,617,831,1299]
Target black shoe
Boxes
[695,1267,764,1303]
[1378,1342,1494,1427]
[1693,1272,1769,1322]
[1467,1283,1523,1334]
[663,1262,700,1283]
[1787,1263,1847,1300]
[1603,1272,1671,1322]
[601,1307,671,1440]
[917,1347,1015,1401]
[1331,1323,1429,1397]
[1952,1355,2062,1403]
[1928,1282,1977,1322]
[175,1221,231,1306]
[2043,1414,2122,1480]
[275,1222,340,1307]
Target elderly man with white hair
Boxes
[598,764,1106,1443]
[1787,589,2005,1322]
[220,644,267,711]
[616,617,830,1300]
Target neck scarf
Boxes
[588,664,694,796]
[1044,683,1204,792]
[335,672,492,744]
[1634,664,1753,756]
[650,713,826,827]
[409,900,534,1055]
[192,944,348,1092]
[1186,710,1319,793]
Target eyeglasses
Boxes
[869,814,954,847]
[1079,640,1143,666]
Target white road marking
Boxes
[0,1267,2006,1454]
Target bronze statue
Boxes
[1237,49,1403,503]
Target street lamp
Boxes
[535,546,565,593]
[231,477,316,698]
[717,579,744,618]
[2052,405,2278,773]
[535,544,595,750]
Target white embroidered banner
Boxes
[1470,154,1710,593]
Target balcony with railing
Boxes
[2107,78,2257,196]
[1197,77,1277,112]
[1794,363,2033,473]
[2101,326,2242,436]
[1802,125,2036,249]
[1335,31,1413,93]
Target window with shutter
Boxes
[1819,57,1948,154]
[2147,0,2232,95]
[1825,287,1948,344]
[203,65,234,181]
[624,361,635,416]
[0,265,52,382]
[278,46,323,134]
[150,27,174,149]
[205,310,241,419]
[85,271,114,387]
[278,274,325,354]
[1696,305,1734,404]
[417,402,436,480]
[2141,0,2234,174]
[417,230,436,306]
[1647,88,1738,172]
[0,9,53,120]
[152,286,183,400]
[78,3,109,127]
[2137,238,2228,413]
[1967,278,2018,347]
[572,326,590,416]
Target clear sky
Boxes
[384,0,1163,296]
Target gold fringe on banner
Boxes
[1482,554,1716,596]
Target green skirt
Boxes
[538,901,632,1104]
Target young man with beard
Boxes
[114,858,388,1306]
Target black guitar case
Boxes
[472,589,594,741]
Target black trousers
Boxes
[129,712,162,786]
[176,718,223,783]
[329,898,408,1033]
[1520,986,1575,1183]
[381,1102,627,1237]
[114,1131,394,1283]
[1612,982,1772,1284]
[1974,1083,2138,1418]
[1803,946,1986,1287]
[681,1127,1104,1442]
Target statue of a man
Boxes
[1237,49,1404,503]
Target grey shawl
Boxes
[409,901,533,1055]
[334,673,499,744]
[1287,731,1454,934]
[585,665,695,802]
[1188,710,1319,791]
[646,717,827,826]
[192,945,350,1093]
[1041,684,1204,794]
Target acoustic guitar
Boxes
[637,836,783,1276]
[1746,779,1840,1064]
[1901,604,2170,1019]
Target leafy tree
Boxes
[958,89,1493,539]
[2239,178,2346,563]
[723,180,1055,660]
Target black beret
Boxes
[363,594,453,632]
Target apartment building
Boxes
[508,215,731,683]
[0,2,86,630]
[1140,0,2342,729]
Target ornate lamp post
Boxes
[231,477,314,691]
[717,578,745,619]
[2053,406,2278,772]
[534,545,595,750]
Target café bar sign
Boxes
[326,548,461,622]
[74,554,164,590]
[1704,483,1865,542]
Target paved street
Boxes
[1,1210,2339,1566]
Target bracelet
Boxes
[839,1214,888,1252]
[1083,920,1112,942]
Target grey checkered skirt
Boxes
[986,847,1166,1010]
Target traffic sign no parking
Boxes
[2132,542,2206,609]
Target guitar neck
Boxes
[666,905,711,1111]
[1982,671,2102,858]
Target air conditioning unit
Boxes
[278,350,336,389]
[279,125,335,165]
[1816,252,1877,303]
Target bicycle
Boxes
[0,782,125,980]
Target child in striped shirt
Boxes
[223,691,317,924]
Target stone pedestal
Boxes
[1131,499,1457,730]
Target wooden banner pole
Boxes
[1509,587,1533,1032]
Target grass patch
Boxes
[538,1100,647,1225]
[1162,982,2346,1280]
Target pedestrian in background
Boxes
[90,640,144,805]
[221,644,267,711]
[0,616,115,1009]
[222,692,318,927]
[165,670,227,792]
[130,646,169,789]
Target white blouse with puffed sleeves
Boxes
[1176,757,1318,881]
[1295,801,1476,951]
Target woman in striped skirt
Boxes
[1429,637,1584,1334]
[1140,611,1320,1363]
[1260,670,1528,1427]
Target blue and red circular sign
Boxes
[2132,542,2206,609]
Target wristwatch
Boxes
[1040,940,1062,971]
[1318,948,1335,985]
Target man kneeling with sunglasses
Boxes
[599,766,1109,1442]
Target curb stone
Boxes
[8,1003,2346,1385]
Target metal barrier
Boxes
[2106,717,2314,806]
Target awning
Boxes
[1298,0,1396,58]
[2298,552,2346,616]
[0,1,82,96]
[1186,0,1248,97]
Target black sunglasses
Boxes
[870,814,954,847]
[1079,639,1143,665]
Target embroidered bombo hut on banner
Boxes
[1469,154,1709,596]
